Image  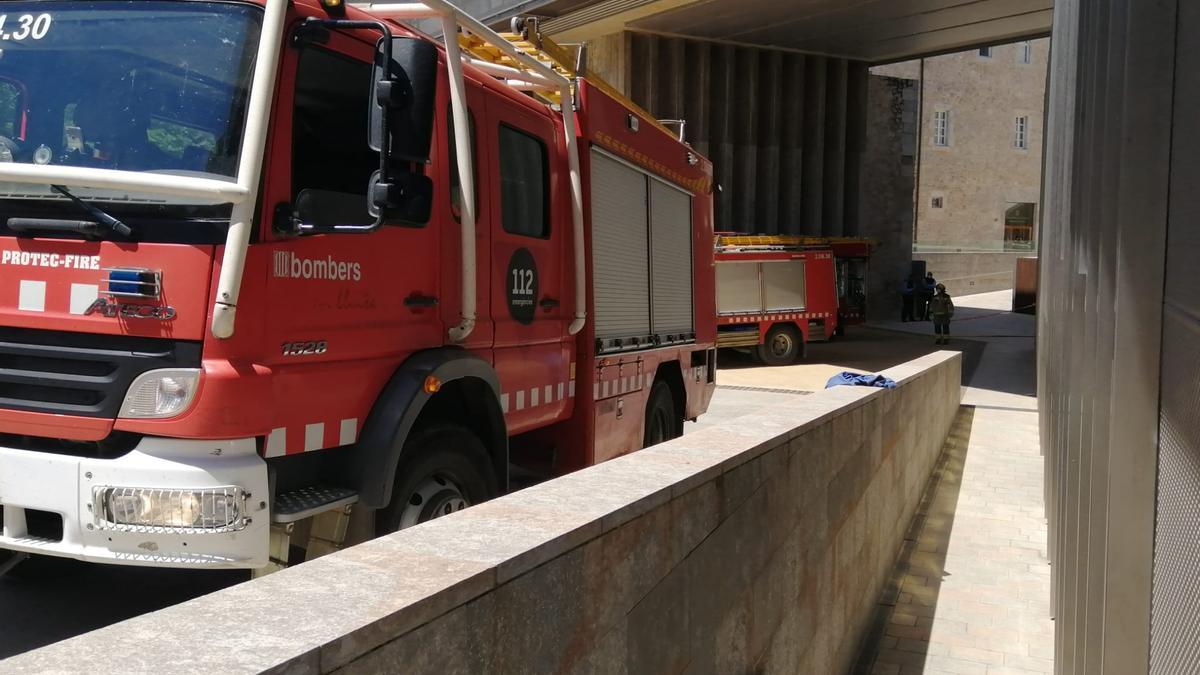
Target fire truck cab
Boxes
[0,0,715,571]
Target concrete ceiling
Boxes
[530,0,1053,63]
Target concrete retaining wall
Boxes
[7,352,961,675]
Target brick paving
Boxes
[858,291,1052,675]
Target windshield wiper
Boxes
[5,185,133,239]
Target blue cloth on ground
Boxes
[824,371,897,390]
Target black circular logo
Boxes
[506,248,538,325]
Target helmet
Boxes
[935,283,946,291]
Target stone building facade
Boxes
[875,39,1049,252]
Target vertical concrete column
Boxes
[756,49,783,232]
[630,33,658,111]
[776,54,805,232]
[683,39,711,159]
[732,47,760,229]
[801,56,827,235]
[843,62,869,236]
[1040,0,1181,672]
[822,59,848,236]
[710,42,737,228]
[585,32,631,96]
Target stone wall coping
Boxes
[4,351,962,675]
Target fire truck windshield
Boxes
[0,1,261,206]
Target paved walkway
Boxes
[857,291,1053,675]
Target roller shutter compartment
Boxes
[762,259,807,312]
[590,151,651,347]
[716,262,761,314]
[649,178,693,341]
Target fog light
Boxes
[94,486,247,533]
[119,369,201,419]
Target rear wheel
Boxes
[756,324,802,366]
[643,381,681,448]
[376,425,497,535]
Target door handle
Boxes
[539,297,560,309]
[404,294,439,308]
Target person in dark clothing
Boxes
[929,283,954,344]
[900,277,916,321]
[918,271,937,320]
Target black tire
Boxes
[376,425,497,535]
[756,324,802,366]
[643,380,681,448]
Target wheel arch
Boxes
[652,359,687,432]
[349,348,507,509]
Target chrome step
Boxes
[272,485,358,524]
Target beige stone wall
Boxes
[584,32,630,95]
[916,251,1031,296]
[863,74,918,318]
[7,353,961,675]
[874,40,1049,249]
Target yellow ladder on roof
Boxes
[458,18,678,137]
[457,19,576,106]
[715,234,879,249]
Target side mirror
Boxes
[370,37,437,163]
[294,189,373,229]
[368,170,433,226]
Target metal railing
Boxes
[913,239,1038,254]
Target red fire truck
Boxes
[714,234,873,365]
[0,1,715,572]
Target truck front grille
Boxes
[0,327,201,419]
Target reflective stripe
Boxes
[18,280,45,312]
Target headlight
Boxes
[119,368,201,419]
[93,486,247,533]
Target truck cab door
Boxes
[484,100,571,432]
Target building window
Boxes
[978,46,992,58]
[498,124,550,238]
[1014,115,1029,149]
[931,196,944,209]
[933,110,949,147]
[1018,41,1033,64]
[1004,203,1036,250]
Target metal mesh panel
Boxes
[1151,310,1200,674]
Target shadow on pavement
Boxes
[718,326,985,388]
[852,405,975,674]
[0,556,246,659]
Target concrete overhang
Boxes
[521,0,1052,63]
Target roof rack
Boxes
[456,16,682,139]
[350,0,586,341]
[715,234,879,250]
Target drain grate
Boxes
[716,385,812,396]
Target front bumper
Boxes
[0,436,269,568]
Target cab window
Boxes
[292,47,376,198]
[0,81,23,140]
[498,124,549,238]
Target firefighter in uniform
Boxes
[929,283,955,345]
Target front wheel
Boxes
[643,380,681,448]
[756,324,802,366]
[376,425,497,535]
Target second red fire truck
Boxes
[714,234,874,365]
[0,0,715,572]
